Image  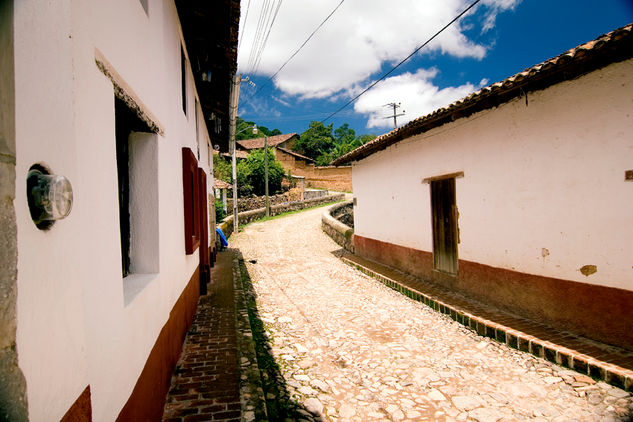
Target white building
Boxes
[0,0,239,420]
[333,24,633,351]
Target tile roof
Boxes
[332,23,633,166]
[213,178,232,189]
[236,133,298,150]
[221,150,250,159]
[276,147,316,163]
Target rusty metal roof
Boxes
[332,23,633,166]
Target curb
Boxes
[321,200,354,253]
[341,256,633,393]
[232,251,269,422]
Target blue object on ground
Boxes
[216,227,228,247]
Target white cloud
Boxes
[237,0,519,124]
[481,0,521,31]
[239,94,282,119]
[353,68,483,129]
[271,95,291,107]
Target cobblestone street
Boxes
[232,205,633,421]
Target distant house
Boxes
[333,24,633,350]
[236,133,317,173]
[236,133,354,191]
[1,0,238,420]
[236,133,299,152]
[275,146,316,171]
[214,177,232,214]
[220,149,250,160]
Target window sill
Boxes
[123,273,158,307]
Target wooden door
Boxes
[431,178,458,275]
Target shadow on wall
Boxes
[237,257,325,422]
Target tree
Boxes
[235,116,282,140]
[294,121,335,161]
[236,160,253,197]
[236,149,285,197]
[235,117,259,140]
[334,123,356,145]
[213,153,232,182]
[296,121,376,165]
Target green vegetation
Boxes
[236,116,281,140]
[214,198,225,222]
[236,149,285,197]
[214,146,285,198]
[292,121,376,165]
[213,153,231,182]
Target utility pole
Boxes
[264,135,270,217]
[228,74,255,234]
[228,74,242,234]
[383,102,405,129]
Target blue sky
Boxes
[236,0,633,137]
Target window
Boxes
[195,99,200,160]
[115,97,159,277]
[181,46,187,116]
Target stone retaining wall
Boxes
[321,200,355,253]
[219,194,345,238]
[226,189,303,214]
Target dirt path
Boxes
[232,206,632,421]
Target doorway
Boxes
[430,177,458,275]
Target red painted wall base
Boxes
[354,235,633,351]
[61,386,92,422]
[116,267,200,421]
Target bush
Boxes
[213,153,232,183]
[239,149,285,197]
[215,198,225,222]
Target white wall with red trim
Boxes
[352,58,633,291]
[13,0,213,420]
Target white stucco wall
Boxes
[14,0,214,420]
[353,58,633,291]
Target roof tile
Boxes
[236,133,298,150]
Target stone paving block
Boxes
[557,351,572,369]
[573,356,589,374]
[227,205,633,421]
[606,369,626,390]
[531,341,544,358]
[518,336,530,353]
[495,329,506,344]
[589,363,606,380]
[544,346,557,363]
[506,333,518,349]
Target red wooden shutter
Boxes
[182,148,200,254]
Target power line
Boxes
[237,0,252,53]
[247,0,273,72]
[252,0,283,74]
[320,0,482,123]
[242,0,346,104]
